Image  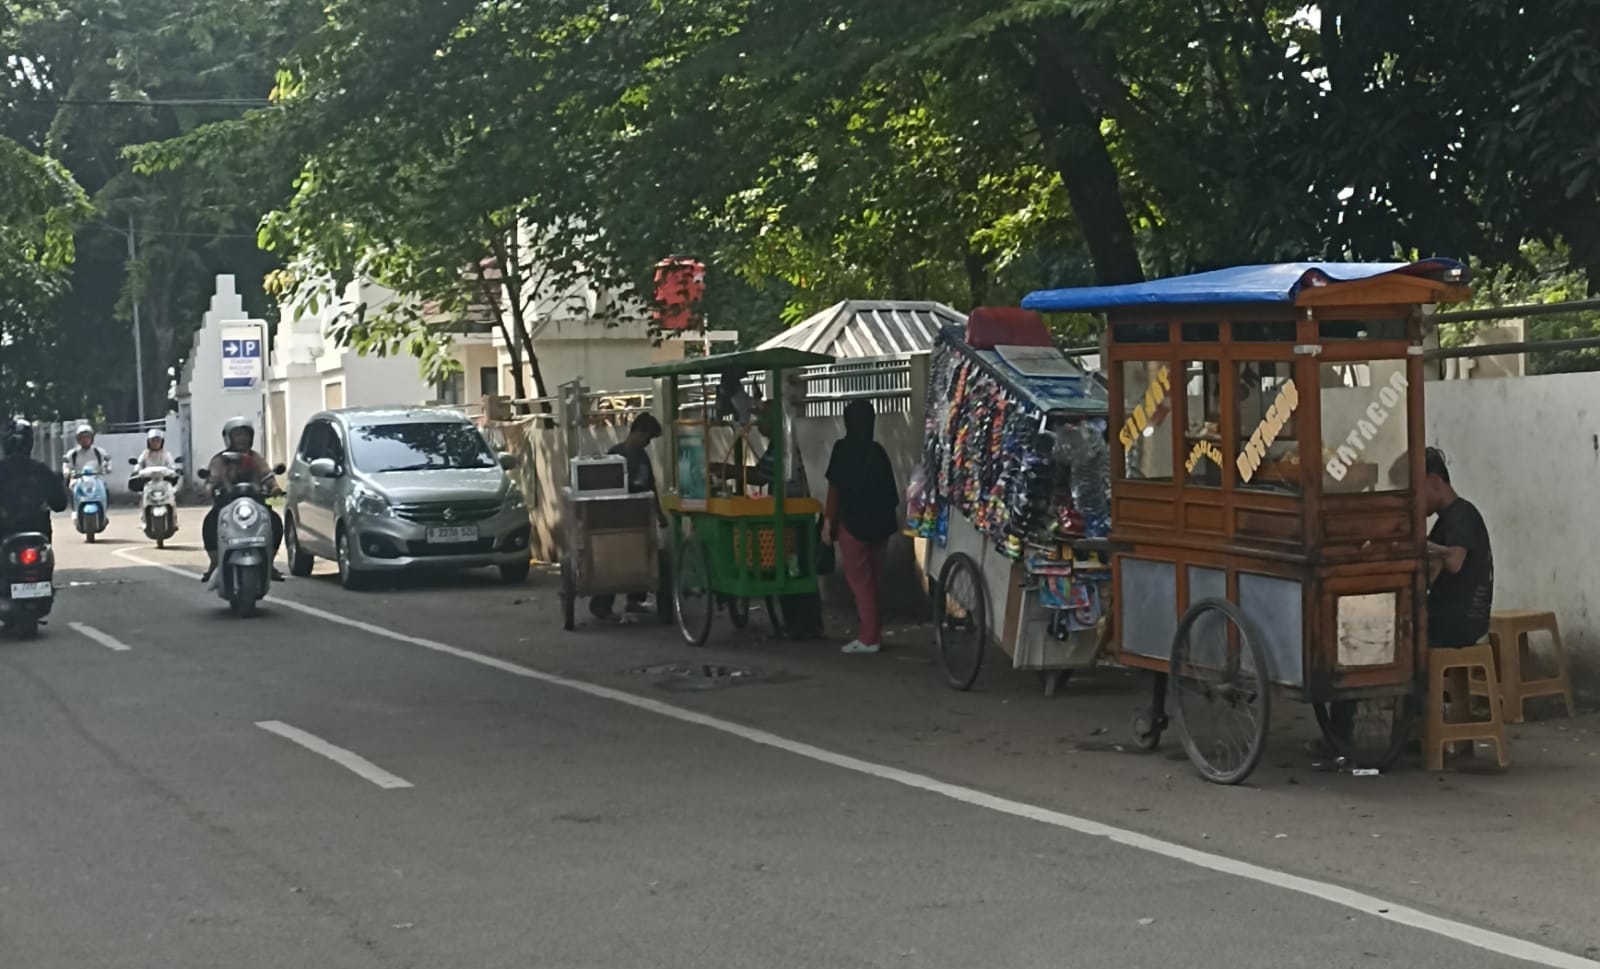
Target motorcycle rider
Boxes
[0,419,69,541]
[136,428,177,470]
[63,423,111,483]
[200,417,284,583]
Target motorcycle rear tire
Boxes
[85,531,96,544]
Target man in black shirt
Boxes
[1423,447,1493,647]
[1315,447,1493,756]
[590,413,665,620]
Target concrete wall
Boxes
[181,277,266,487]
[1426,372,1600,702]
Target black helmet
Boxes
[3,419,34,458]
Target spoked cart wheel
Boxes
[934,552,988,691]
[1170,599,1272,785]
[674,539,715,647]
[1313,696,1413,770]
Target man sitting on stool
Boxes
[1319,446,1493,752]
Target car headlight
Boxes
[352,487,392,518]
[232,501,260,526]
[502,486,526,511]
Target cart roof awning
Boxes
[627,347,835,378]
[1021,259,1468,313]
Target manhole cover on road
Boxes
[627,662,799,692]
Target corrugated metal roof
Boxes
[759,300,965,358]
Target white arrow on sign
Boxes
[223,341,240,357]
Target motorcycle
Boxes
[198,454,286,618]
[0,532,54,639]
[71,466,109,543]
[128,460,182,548]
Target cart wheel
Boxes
[934,553,987,691]
[1132,710,1165,750]
[674,540,715,647]
[1313,697,1413,770]
[727,597,751,630]
[1171,599,1272,785]
[1132,672,1169,750]
[559,559,576,632]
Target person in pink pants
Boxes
[822,400,900,654]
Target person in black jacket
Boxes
[823,400,900,654]
[0,419,68,540]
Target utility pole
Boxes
[126,213,146,425]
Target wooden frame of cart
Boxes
[1021,260,1473,783]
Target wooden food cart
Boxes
[627,348,834,647]
[1022,260,1472,784]
[912,316,1115,695]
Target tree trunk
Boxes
[488,230,552,414]
[1024,28,1145,286]
[478,271,528,401]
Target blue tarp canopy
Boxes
[1021,259,1467,314]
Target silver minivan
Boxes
[283,407,530,589]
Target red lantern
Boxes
[653,257,706,331]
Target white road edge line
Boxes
[254,720,413,790]
[112,546,1596,969]
[69,622,132,652]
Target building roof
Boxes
[759,300,966,358]
[1021,259,1469,313]
[627,347,834,378]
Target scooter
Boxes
[198,454,286,618]
[128,460,182,549]
[0,531,54,640]
[71,466,109,543]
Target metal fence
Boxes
[794,354,918,417]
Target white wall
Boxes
[1426,372,1600,701]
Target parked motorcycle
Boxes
[71,466,109,543]
[0,532,54,639]
[198,454,286,618]
[128,460,182,548]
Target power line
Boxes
[13,98,272,107]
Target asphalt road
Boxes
[0,512,1589,968]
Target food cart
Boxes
[626,348,834,646]
[1021,259,1472,783]
[910,313,1115,696]
[558,480,671,631]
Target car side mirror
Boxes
[497,452,520,471]
[308,458,339,479]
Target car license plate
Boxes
[10,582,51,599]
[426,525,479,544]
[225,537,261,548]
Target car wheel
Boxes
[336,526,368,591]
[285,515,315,577]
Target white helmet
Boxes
[147,428,165,445]
[75,423,94,439]
[222,417,255,446]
